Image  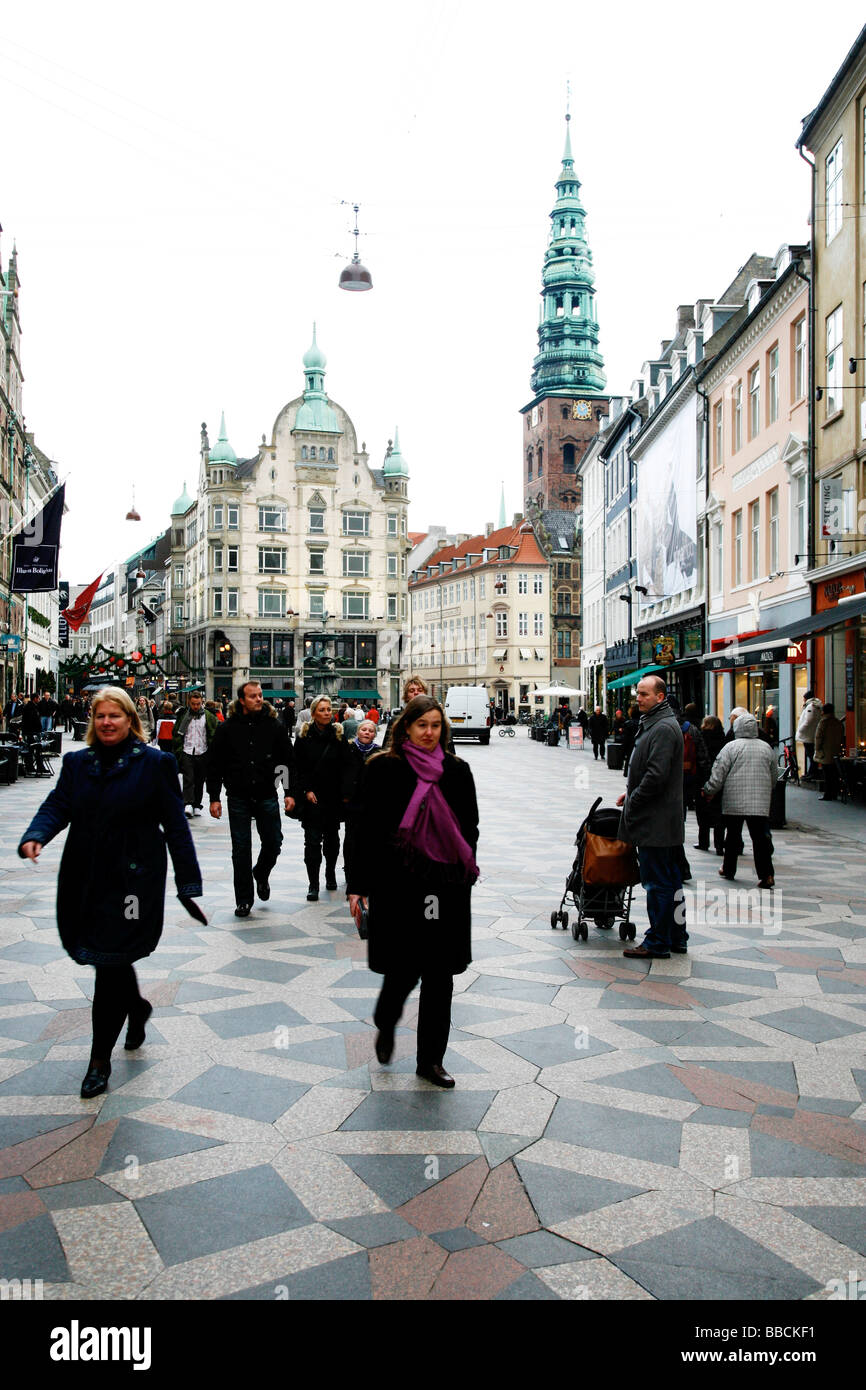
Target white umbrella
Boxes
[534,682,584,697]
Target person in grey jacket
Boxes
[795,691,823,778]
[616,675,686,959]
[702,713,777,888]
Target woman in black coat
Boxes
[294,695,352,900]
[347,695,479,1089]
[695,715,727,854]
[18,688,203,1099]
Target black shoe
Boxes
[254,874,270,901]
[671,946,688,954]
[124,1000,153,1050]
[375,1028,394,1064]
[693,844,709,852]
[80,1062,111,1098]
[416,1064,455,1088]
[325,876,338,891]
[306,886,319,902]
[235,903,252,917]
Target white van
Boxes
[444,686,491,744]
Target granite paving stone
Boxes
[173,1065,309,1123]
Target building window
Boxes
[258,590,285,617]
[527,451,533,478]
[712,521,723,595]
[733,510,742,586]
[274,635,293,667]
[537,446,543,474]
[494,572,507,596]
[212,590,223,618]
[826,137,843,244]
[795,474,807,560]
[342,510,369,536]
[749,365,761,439]
[250,633,271,667]
[733,382,743,451]
[793,315,806,401]
[175,565,185,585]
[308,507,325,533]
[479,575,485,599]
[387,513,398,536]
[226,547,238,572]
[175,604,183,625]
[556,589,571,615]
[258,506,287,531]
[343,551,369,577]
[563,443,575,472]
[826,306,843,415]
[495,611,507,638]
[226,588,239,617]
[750,499,760,580]
[768,488,779,573]
[212,504,223,529]
[343,590,369,619]
[387,594,398,620]
[387,554,397,577]
[556,630,572,658]
[534,612,544,636]
[309,591,325,617]
[308,549,325,574]
[517,572,528,594]
[258,548,286,573]
[714,401,723,468]
[518,611,528,636]
[767,345,779,424]
[533,573,543,594]
[227,505,239,528]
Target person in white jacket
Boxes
[702,714,778,889]
[796,691,823,779]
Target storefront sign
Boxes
[847,655,855,712]
[568,726,584,749]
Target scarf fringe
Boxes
[394,831,479,886]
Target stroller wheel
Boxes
[560,911,569,930]
[550,911,559,930]
[571,917,581,941]
[595,917,613,930]
[578,923,589,942]
[625,922,637,941]
[619,923,628,941]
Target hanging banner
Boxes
[61,572,103,632]
[10,485,65,593]
[58,581,70,649]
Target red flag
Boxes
[61,573,103,632]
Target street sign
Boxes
[0,635,21,652]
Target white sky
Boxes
[2,1,862,580]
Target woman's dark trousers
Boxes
[722,815,773,880]
[91,964,145,1060]
[374,972,454,1067]
[302,806,340,888]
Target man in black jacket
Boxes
[587,706,610,761]
[207,681,298,917]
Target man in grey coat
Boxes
[702,713,777,888]
[616,675,686,959]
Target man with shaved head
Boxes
[616,675,687,959]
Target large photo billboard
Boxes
[636,402,697,608]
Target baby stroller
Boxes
[551,796,639,942]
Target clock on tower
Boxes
[573,400,592,420]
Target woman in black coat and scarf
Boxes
[18,688,203,1099]
[294,695,351,900]
[347,695,479,1089]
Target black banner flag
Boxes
[10,485,65,593]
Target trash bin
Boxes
[45,732,62,755]
[546,727,559,747]
[606,743,625,771]
[769,777,786,829]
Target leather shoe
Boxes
[306,887,319,902]
[671,946,688,954]
[375,1028,394,1064]
[80,1062,111,1098]
[254,875,270,901]
[719,869,736,880]
[416,1064,455,1088]
[325,876,338,891]
[124,1000,153,1050]
[235,903,252,917]
[623,945,670,959]
[757,877,775,890]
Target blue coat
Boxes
[19,739,202,966]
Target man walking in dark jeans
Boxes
[173,692,217,817]
[207,681,298,917]
[616,675,687,959]
[588,706,610,761]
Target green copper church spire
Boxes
[530,113,606,397]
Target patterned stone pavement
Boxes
[1,731,865,1302]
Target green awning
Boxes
[338,689,382,699]
[607,663,666,690]
[261,689,297,698]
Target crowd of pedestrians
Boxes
[16,677,479,1098]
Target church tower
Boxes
[521,114,608,515]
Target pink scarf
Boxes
[397,742,479,883]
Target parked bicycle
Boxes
[778,737,800,786]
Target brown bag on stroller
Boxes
[582,832,640,888]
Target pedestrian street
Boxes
[0,730,865,1302]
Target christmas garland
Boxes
[58,642,204,681]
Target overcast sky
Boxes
[3,1,862,581]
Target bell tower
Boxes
[521,114,608,515]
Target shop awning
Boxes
[785,595,866,639]
[607,662,666,690]
[492,648,507,662]
[700,636,792,668]
[519,647,532,661]
[338,689,381,698]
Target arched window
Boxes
[527,450,533,478]
[537,446,543,475]
[563,443,575,472]
[561,407,569,420]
